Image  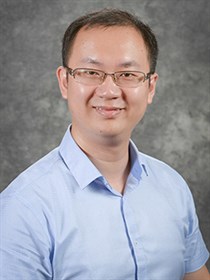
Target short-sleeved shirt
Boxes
[0,126,209,280]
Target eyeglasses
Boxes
[65,66,152,88]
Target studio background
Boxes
[0,0,209,269]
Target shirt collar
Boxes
[59,126,102,189]
[129,139,150,180]
[59,126,148,190]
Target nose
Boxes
[95,75,122,99]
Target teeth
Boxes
[95,107,102,111]
[95,107,121,111]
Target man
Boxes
[0,8,209,280]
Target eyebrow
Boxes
[80,57,141,68]
[118,60,141,68]
[80,57,103,66]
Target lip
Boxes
[93,106,125,118]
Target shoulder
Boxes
[1,147,68,199]
[1,146,74,228]
[137,152,198,224]
[138,151,194,202]
[139,151,186,183]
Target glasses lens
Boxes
[71,68,147,88]
[116,71,145,87]
[73,69,104,85]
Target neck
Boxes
[71,127,131,194]
[89,151,130,194]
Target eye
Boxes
[83,70,101,77]
[119,72,138,79]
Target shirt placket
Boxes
[121,195,147,280]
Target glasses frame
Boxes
[64,66,152,87]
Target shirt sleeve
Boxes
[184,186,209,273]
[0,194,53,280]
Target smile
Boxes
[93,106,124,118]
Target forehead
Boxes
[68,26,149,68]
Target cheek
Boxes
[68,81,84,96]
[128,88,149,106]
[67,83,94,112]
[127,89,150,120]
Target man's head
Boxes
[57,9,159,144]
[62,9,158,74]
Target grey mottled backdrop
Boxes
[0,0,209,269]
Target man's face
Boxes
[57,26,158,142]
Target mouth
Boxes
[93,106,124,118]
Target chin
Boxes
[96,125,130,139]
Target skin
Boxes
[57,26,157,192]
[183,266,210,280]
[57,26,209,278]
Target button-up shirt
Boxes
[0,126,209,280]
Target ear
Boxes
[147,73,158,104]
[56,66,68,99]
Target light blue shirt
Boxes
[0,127,209,280]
